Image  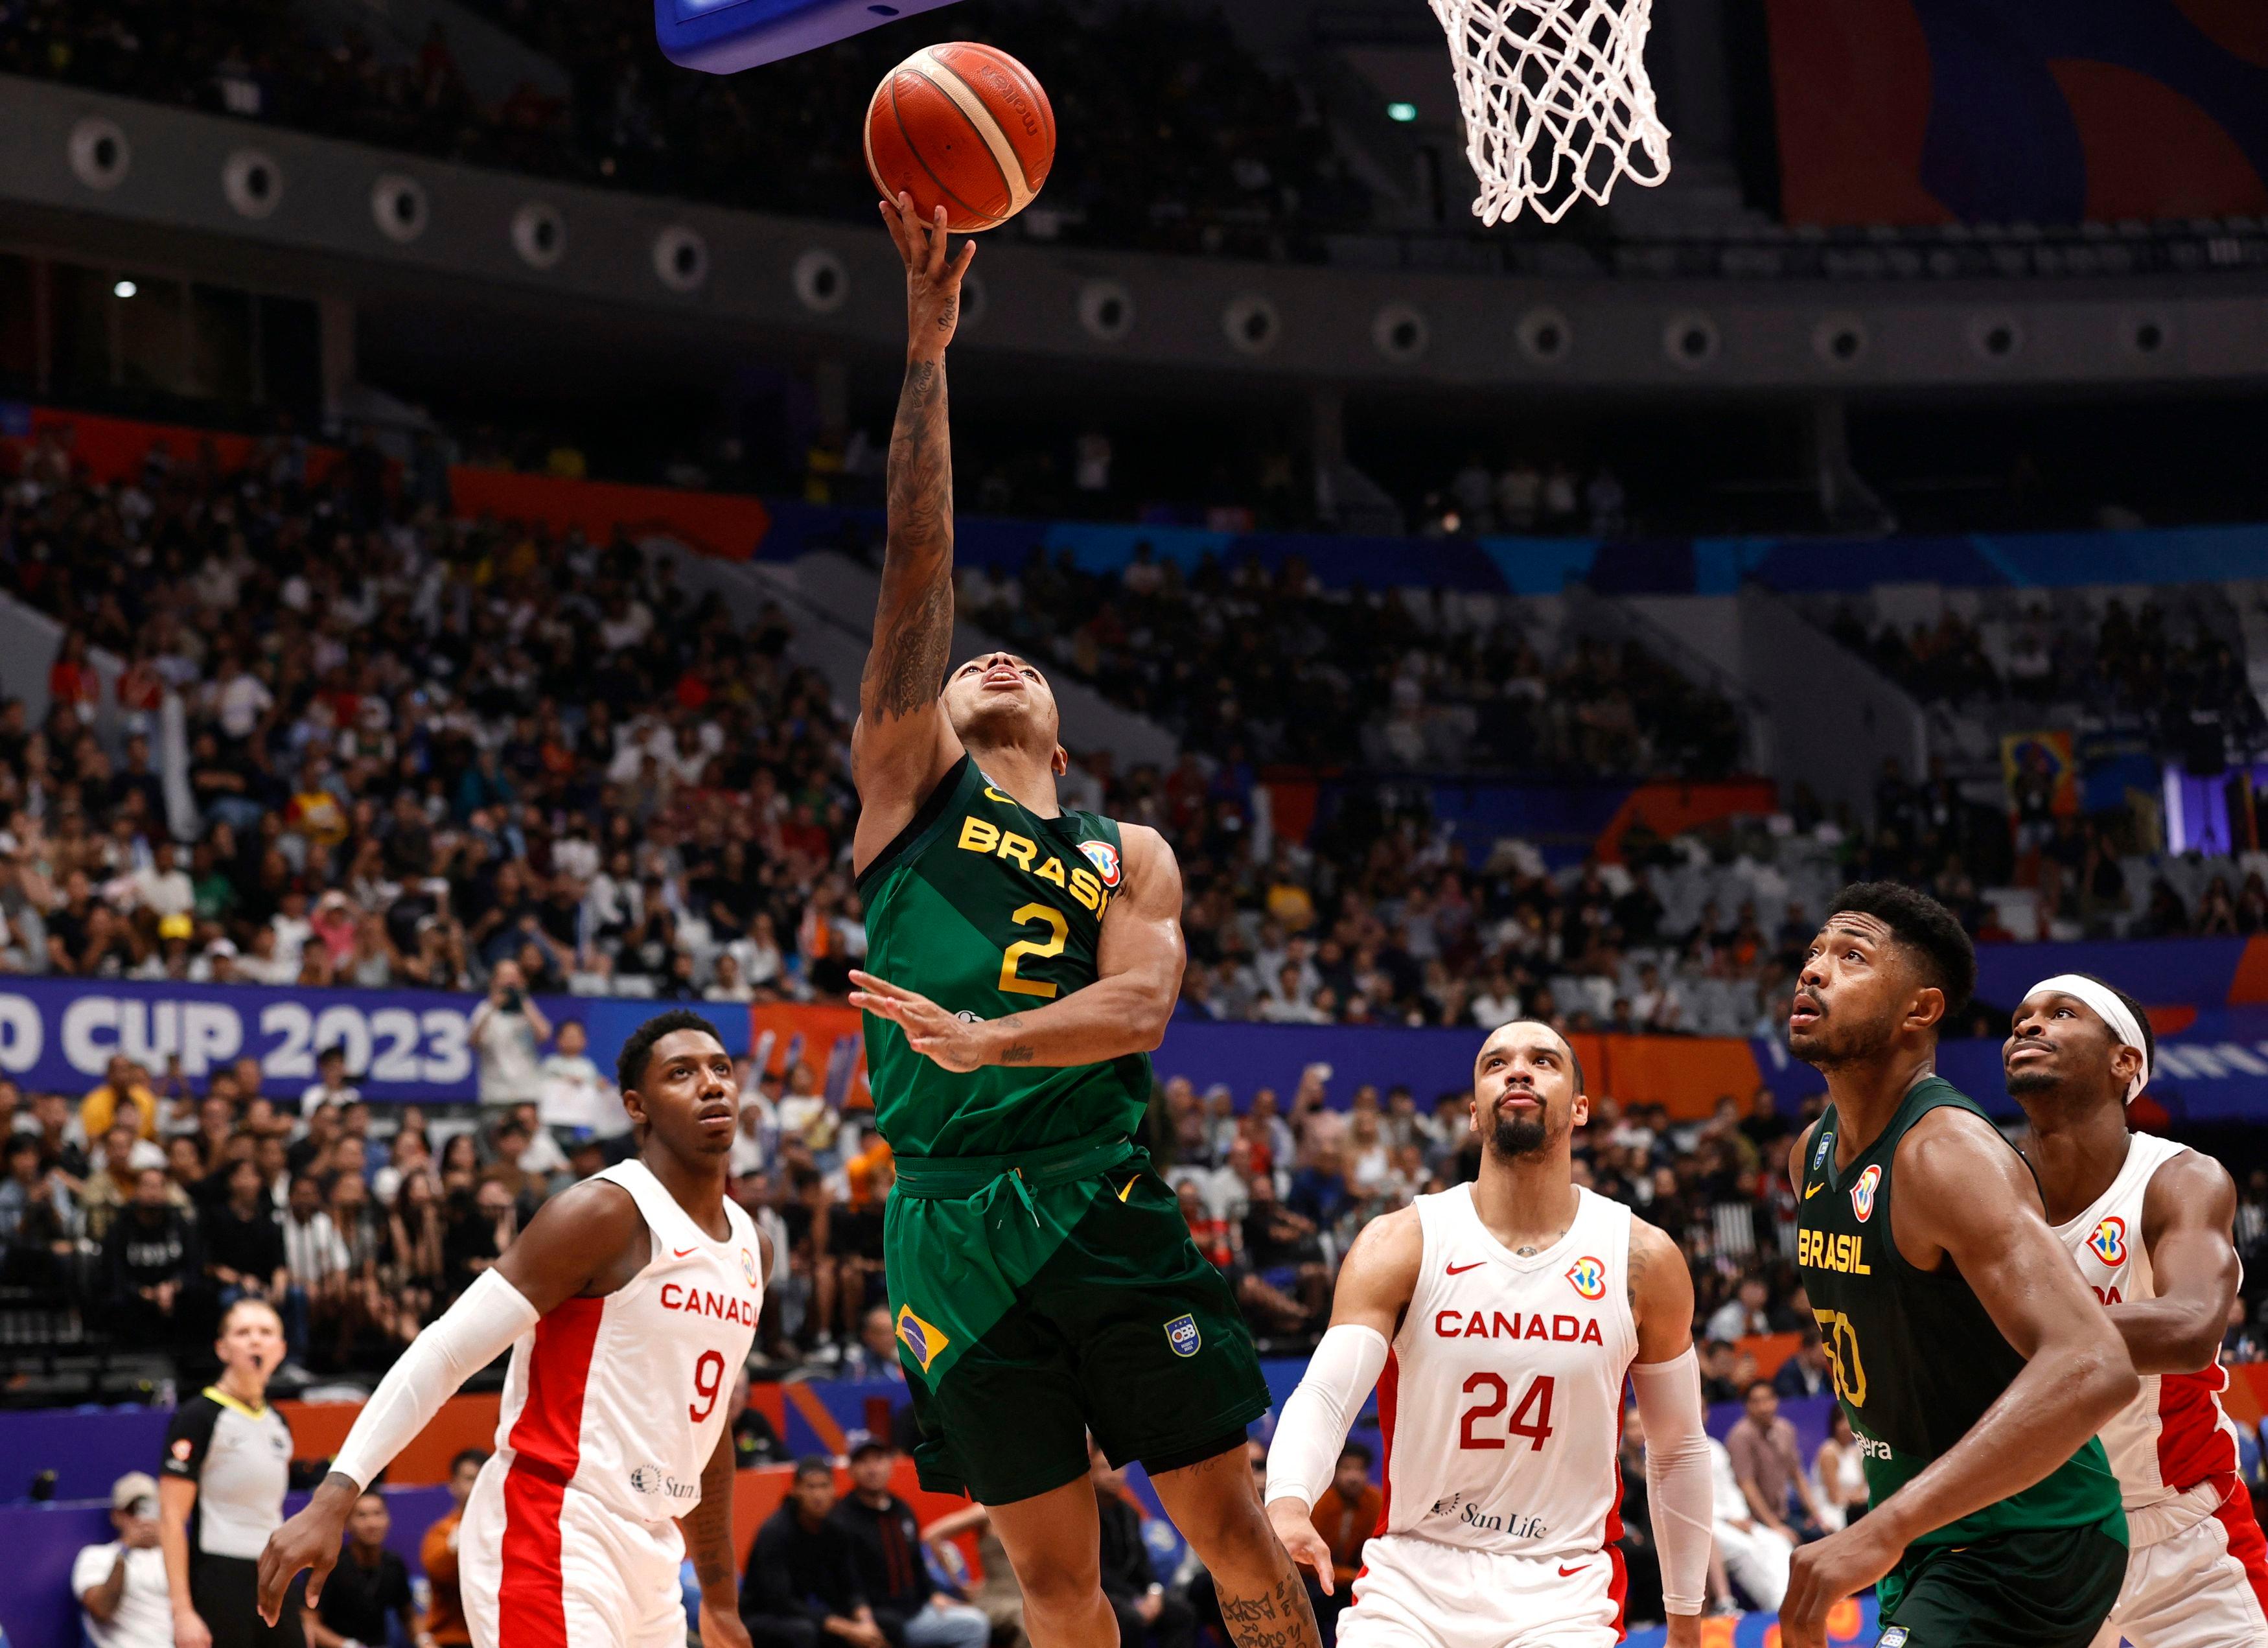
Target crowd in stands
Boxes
[1,0,1361,260]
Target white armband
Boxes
[1630,1347,1713,1618]
[330,1270,539,1490]
[1263,1324,1389,1510]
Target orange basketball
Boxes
[864,43,1055,233]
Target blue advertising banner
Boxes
[0,978,746,1102]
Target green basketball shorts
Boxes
[884,1132,1269,1505]
[1876,1515,2127,1647]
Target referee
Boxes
[160,1298,304,1648]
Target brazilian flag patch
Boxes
[896,1305,951,1373]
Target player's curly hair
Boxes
[616,1008,726,1096]
[1827,881,1976,1019]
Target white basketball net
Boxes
[1430,0,1672,225]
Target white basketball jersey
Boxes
[488,1161,762,1527]
[2055,1132,2243,1532]
[1374,1183,1638,1562]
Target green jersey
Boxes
[1796,1076,2123,1577]
[856,754,1150,1159]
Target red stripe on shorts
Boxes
[2206,1470,2268,1618]
[498,1297,603,1646]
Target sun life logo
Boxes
[1079,839,1123,888]
[1565,1256,1606,1300]
[1850,1164,1881,1223]
[2088,1215,2128,1266]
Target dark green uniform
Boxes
[859,754,1267,1503]
[1796,1076,2126,1646]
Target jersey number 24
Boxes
[1459,1372,1556,1451]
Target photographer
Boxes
[469,961,551,1108]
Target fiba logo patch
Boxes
[1812,1131,1834,1172]
[1165,1314,1201,1358]
[741,1247,759,1287]
[1850,1164,1881,1223]
[1565,1256,1606,1300]
[1079,839,1123,889]
[2088,1216,2128,1266]
[896,1305,951,1374]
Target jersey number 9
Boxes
[689,1349,726,1423]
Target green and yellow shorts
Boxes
[1877,1515,2127,1647]
[885,1132,1269,1505]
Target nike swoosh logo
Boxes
[1446,1261,1485,1276]
[1558,1563,1586,1577]
[1117,1177,1140,1202]
[1804,1183,1824,1200]
[672,1246,697,1259]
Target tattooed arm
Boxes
[685,1421,752,1648]
[850,192,977,874]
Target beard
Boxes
[1488,1107,1550,1159]
[2004,1064,2064,1096]
[1789,1005,1897,1071]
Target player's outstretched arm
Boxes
[1626,1220,1710,1645]
[850,192,975,867]
[255,1180,645,1623]
[850,823,1185,1071]
[1262,1207,1421,1593]
[1778,1110,2138,1648]
[2119,1150,2241,1375]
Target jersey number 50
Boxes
[1811,1308,1868,1408]
[1459,1372,1556,1451]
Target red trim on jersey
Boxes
[499,1297,603,1644]
[1373,1349,1400,1537]
[1604,1397,1627,1640]
[2207,1470,2268,1617]
[2158,1361,2239,1491]
[1352,1348,1400,1596]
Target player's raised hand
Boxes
[1264,1497,1337,1596]
[880,191,975,362]
[848,969,993,1073]
[1777,1515,1903,1648]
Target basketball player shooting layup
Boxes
[837,192,1317,1648]
[255,1012,767,1648]
[1784,884,2137,1648]
[1265,1020,1716,1648]
[2004,973,2268,1645]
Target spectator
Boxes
[830,1439,990,1647]
[1772,1332,1832,1401]
[83,1055,161,1141]
[1306,1443,1379,1636]
[919,1504,1024,1648]
[421,1449,489,1648]
[730,1370,786,1470]
[1707,1435,1792,1610]
[1091,1441,1195,1648]
[1705,1273,1773,1345]
[303,1491,415,1648]
[838,1303,906,1384]
[75,1471,173,1648]
[470,962,551,1108]
[0,1129,77,1290]
[298,1047,361,1119]
[741,1457,886,1648]
[537,1021,623,1144]
[203,1157,290,1315]
[1724,1381,1822,1544]
[1811,1407,1868,1534]
[103,1166,198,1345]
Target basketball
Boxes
[864,43,1056,233]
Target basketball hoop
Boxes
[1429,0,1671,226]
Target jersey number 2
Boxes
[1459,1372,1555,1451]
[999,903,1069,999]
[689,1349,726,1422]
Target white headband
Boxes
[2028,974,2150,1103]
